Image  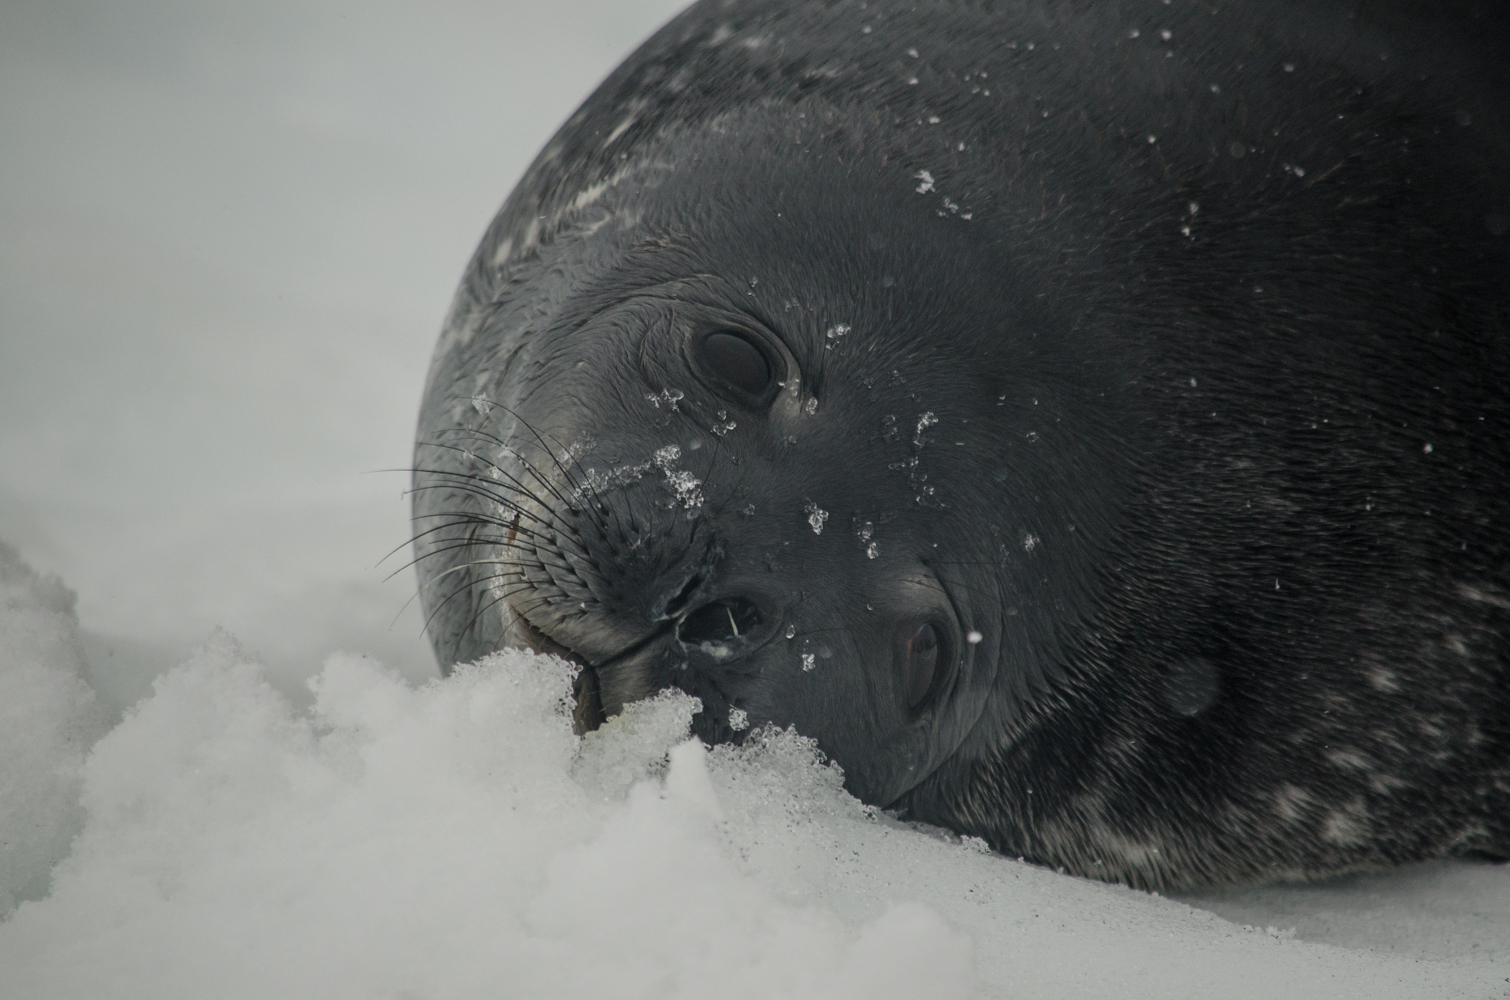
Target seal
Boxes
[412,0,1510,889]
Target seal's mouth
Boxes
[489,532,779,736]
[505,610,605,734]
[507,601,693,736]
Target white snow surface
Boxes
[0,543,108,917]
[1,543,1508,998]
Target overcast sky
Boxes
[0,0,688,705]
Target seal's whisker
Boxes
[413,448,581,533]
[460,399,610,508]
[404,468,546,513]
[404,474,563,531]
[386,541,548,585]
[404,509,546,541]
[427,572,537,638]
[389,562,529,629]
[408,483,578,555]
[402,492,556,545]
[474,589,564,647]
[399,518,550,567]
[423,574,494,637]
[435,405,611,535]
[416,559,526,589]
[507,411,626,538]
[434,431,587,521]
[416,441,570,516]
[455,583,543,644]
[385,510,554,568]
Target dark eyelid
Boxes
[685,322,786,408]
[700,331,772,395]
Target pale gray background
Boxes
[0,0,687,710]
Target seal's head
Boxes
[414,108,1128,807]
[415,0,1510,888]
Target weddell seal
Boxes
[411,0,1510,888]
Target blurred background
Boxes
[0,0,687,712]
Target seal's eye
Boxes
[697,330,772,396]
[904,622,942,711]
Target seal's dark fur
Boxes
[416,0,1510,888]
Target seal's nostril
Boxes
[678,597,764,645]
[661,573,704,620]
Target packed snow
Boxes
[2,2,1507,997]
[0,544,108,916]
[2,544,1507,999]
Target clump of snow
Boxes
[0,550,1506,998]
[0,641,971,999]
[0,543,108,916]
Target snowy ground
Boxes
[2,2,1506,997]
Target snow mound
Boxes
[0,542,107,916]
[0,640,970,999]
[0,582,1503,997]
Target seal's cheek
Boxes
[686,570,975,807]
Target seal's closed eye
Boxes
[904,623,942,712]
[696,330,772,397]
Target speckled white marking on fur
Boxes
[1095,832,1169,872]
[1320,798,1370,846]
[1326,748,1373,771]
[603,116,636,147]
[1458,583,1510,610]
[1272,784,1314,824]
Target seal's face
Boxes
[418,124,1128,807]
[417,0,1510,889]
[502,300,985,808]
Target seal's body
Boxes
[414,0,1510,888]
